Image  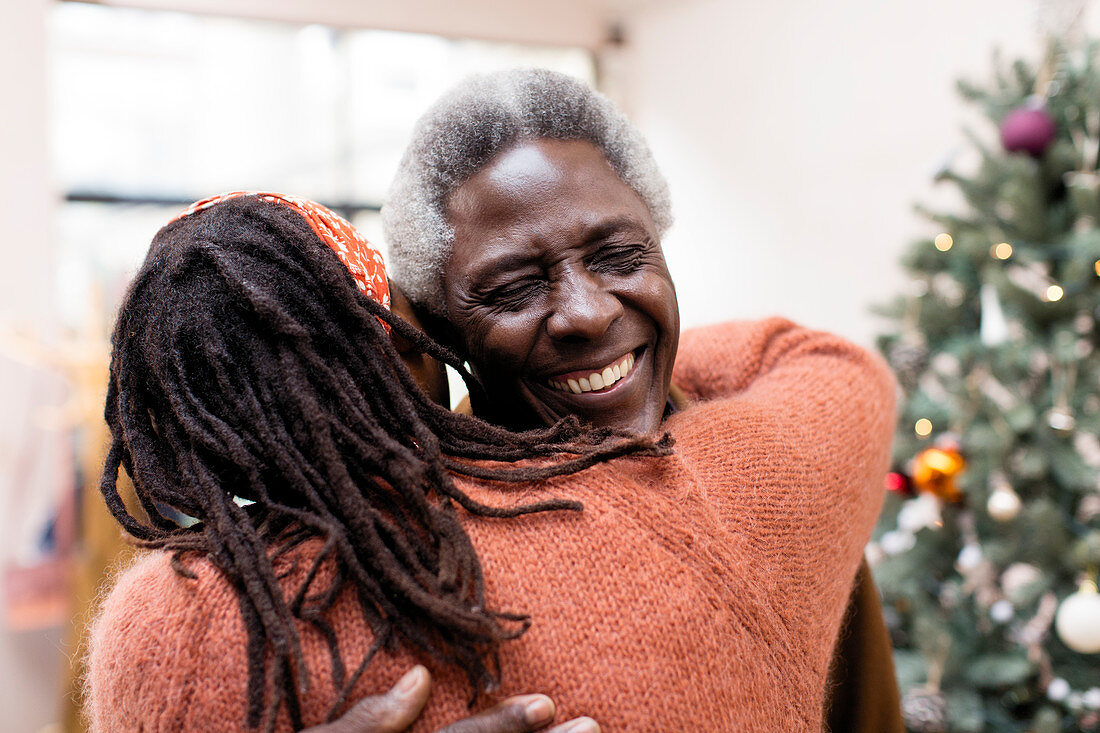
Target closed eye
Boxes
[485,278,548,311]
[587,245,645,274]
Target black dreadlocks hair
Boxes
[100,195,672,731]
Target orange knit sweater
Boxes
[87,319,896,732]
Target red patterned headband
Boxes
[173,192,391,322]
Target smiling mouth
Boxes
[546,351,637,395]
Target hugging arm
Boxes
[672,318,902,732]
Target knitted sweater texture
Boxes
[87,319,896,731]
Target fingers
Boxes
[544,717,600,733]
[304,665,432,732]
[435,695,600,733]
[300,668,602,733]
[434,694,543,733]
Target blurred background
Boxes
[2,1,1099,731]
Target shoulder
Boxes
[91,551,242,640]
[86,551,250,731]
[673,318,784,399]
[674,318,894,404]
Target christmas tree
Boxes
[873,41,1100,733]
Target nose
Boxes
[545,269,623,342]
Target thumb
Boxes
[325,666,433,732]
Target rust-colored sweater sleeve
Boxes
[671,318,900,728]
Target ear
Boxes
[388,281,451,406]
[397,286,465,357]
[387,284,420,354]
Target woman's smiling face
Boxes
[442,138,679,435]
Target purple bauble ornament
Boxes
[1000,105,1057,156]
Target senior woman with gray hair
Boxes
[326,68,902,731]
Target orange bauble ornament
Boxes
[910,445,967,502]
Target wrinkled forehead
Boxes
[448,138,639,212]
[445,139,658,268]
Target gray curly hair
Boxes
[381,67,673,317]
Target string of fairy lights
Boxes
[910,229,1100,442]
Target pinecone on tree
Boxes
[901,688,948,733]
[887,337,929,391]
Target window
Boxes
[50,2,595,329]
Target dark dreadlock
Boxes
[100,195,672,731]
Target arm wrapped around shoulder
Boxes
[672,317,894,405]
[668,318,897,639]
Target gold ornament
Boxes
[911,446,967,503]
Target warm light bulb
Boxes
[992,242,1013,260]
[1095,259,1100,277]
[1046,284,1065,302]
[915,418,933,437]
[934,233,954,252]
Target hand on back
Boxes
[302,666,599,733]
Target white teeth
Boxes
[548,351,638,394]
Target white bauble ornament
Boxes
[1002,562,1042,603]
[988,485,1022,521]
[991,599,1015,623]
[1048,677,1071,702]
[956,544,983,572]
[898,494,943,532]
[1047,406,1077,435]
[1055,583,1100,654]
[881,530,916,555]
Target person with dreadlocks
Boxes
[85,191,669,732]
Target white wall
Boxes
[0,2,67,731]
[89,0,616,48]
[615,0,1091,345]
